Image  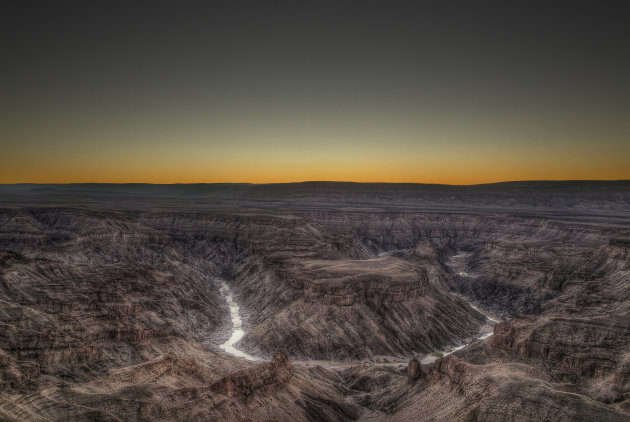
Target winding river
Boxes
[216,252,502,365]
[217,281,261,361]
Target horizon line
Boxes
[1,179,630,187]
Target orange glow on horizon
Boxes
[3,124,629,185]
[2,159,628,185]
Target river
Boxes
[217,281,262,361]
[216,251,502,365]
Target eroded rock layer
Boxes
[0,182,629,420]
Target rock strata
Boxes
[210,350,292,397]
[0,183,629,421]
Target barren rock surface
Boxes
[0,181,629,421]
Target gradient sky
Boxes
[1,1,629,184]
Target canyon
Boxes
[0,181,629,421]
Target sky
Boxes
[1,1,629,184]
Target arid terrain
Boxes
[0,181,629,421]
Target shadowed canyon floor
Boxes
[0,182,629,421]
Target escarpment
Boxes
[303,274,427,305]
[302,258,429,306]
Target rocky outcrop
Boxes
[210,350,292,397]
[407,357,424,380]
[303,265,429,306]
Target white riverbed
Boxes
[218,281,262,361]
